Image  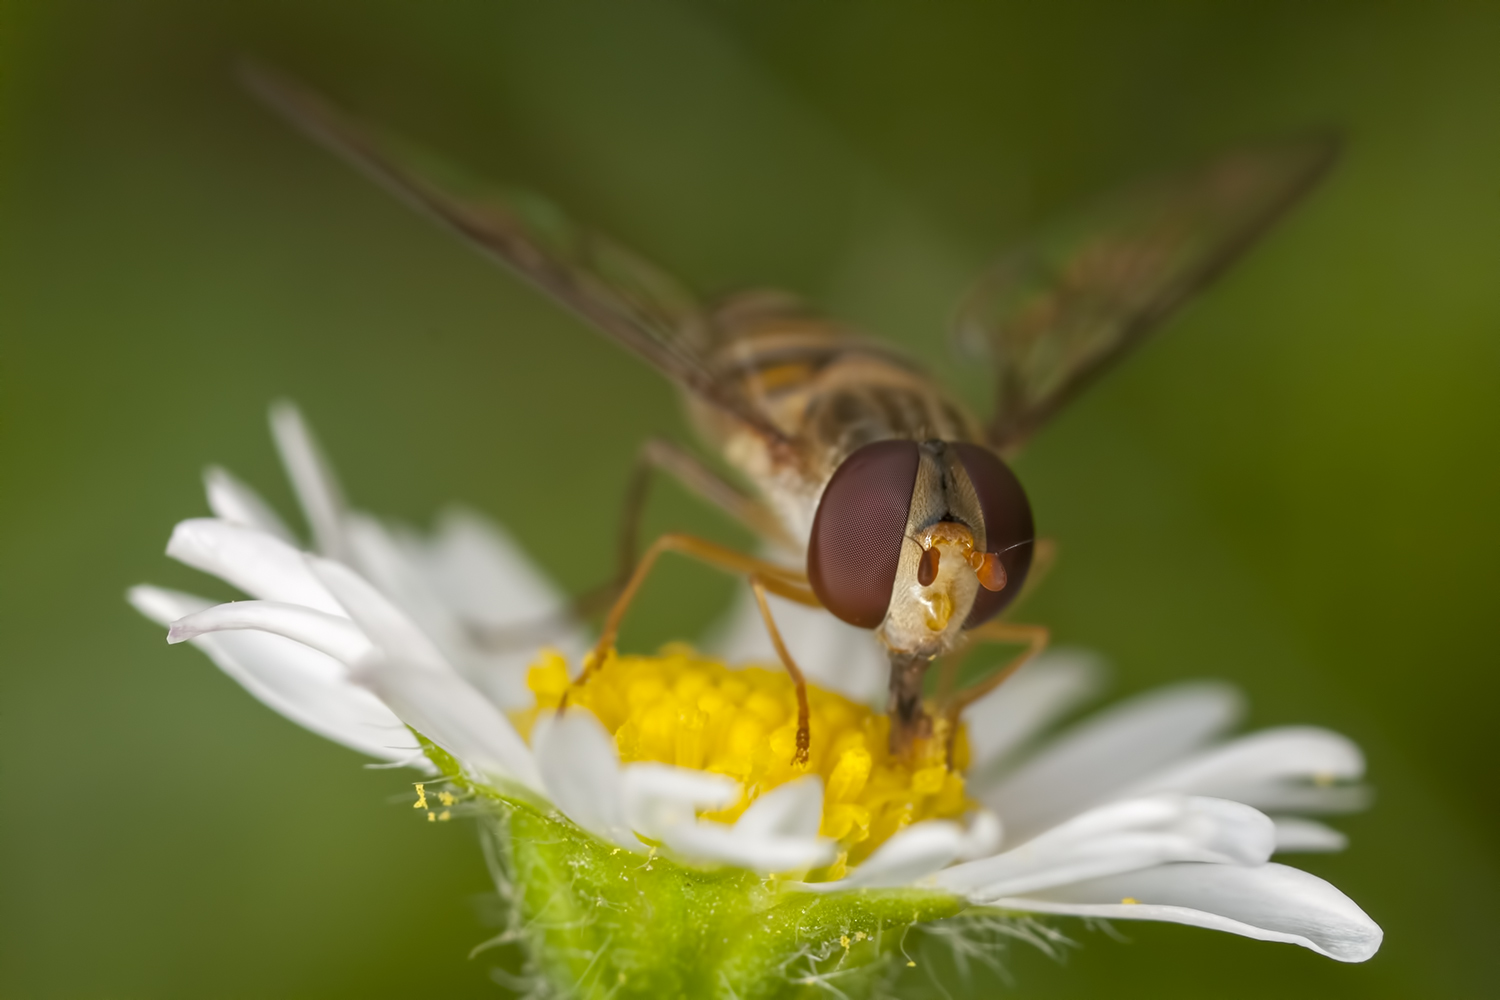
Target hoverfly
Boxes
[243,64,1337,763]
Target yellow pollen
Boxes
[516,647,973,870]
[437,790,457,807]
[427,812,435,823]
[412,783,428,809]
[1121,897,1139,905]
[437,809,452,822]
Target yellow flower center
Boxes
[515,645,972,877]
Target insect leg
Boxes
[582,532,813,675]
[918,542,1055,720]
[474,440,787,652]
[571,532,817,762]
[571,438,792,621]
[749,577,812,765]
[939,620,1051,724]
[634,438,796,554]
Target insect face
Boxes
[808,440,1034,658]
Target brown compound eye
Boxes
[808,440,921,628]
[951,442,1034,628]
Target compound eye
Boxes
[951,442,1034,628]
[808,440,921,628]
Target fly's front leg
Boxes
[749,577,813,765]
[923,542,1054,728]
[939,620,1051,734]
[572,531,819,765]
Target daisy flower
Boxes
[130,404,1381,996]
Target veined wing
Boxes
[955,134,1340,453]
[241,62,792,448]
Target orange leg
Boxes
[629,439,797,555]
[474,440,789,652]
[939,620,1051,724]
[926,540,1054,722]
[574,531,820,765]
[749,578,812,765]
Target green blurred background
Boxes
[4,1,1498,996]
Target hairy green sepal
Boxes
[480,800,964,999]
[413,733,986,997]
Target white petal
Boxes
[346,514,544,710]
[301,558,541,789]
[345,515,488,668]
[620,763,740,841]
[1118,726,1371,817]
[962,649,1105,774]
[129,583,214,626]
[1273,817,1349,853]
[733,776,825,840]
[269,401,351,562]
[204,466,296,544]
[306,556,450,673]
[840,821,967,889]
[959,809,1004,860]
[1241,783,1372,815]
[347,514,462,639]
[352,657,541,792]
[168,600,373,665]
[414,508,591,706]
[789,811,1004,893]
[129,585,422,763]
[936,795,1274,900]
[990,861,1382,962]
[661,820,835,873]
[166,518,343,614]
[978,682,1245,844]
[425,507,583,632]
[1121,727,1364,802]
[712,586,888,707]
[532,710,641,850]
[659,776,836,874]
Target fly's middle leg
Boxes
[577,437,793,618]
[471,438,788,652]
[572,531,819,765]
[936,620,1050,763]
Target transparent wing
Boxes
[241,62,791,447]
[955,134,1340,453]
